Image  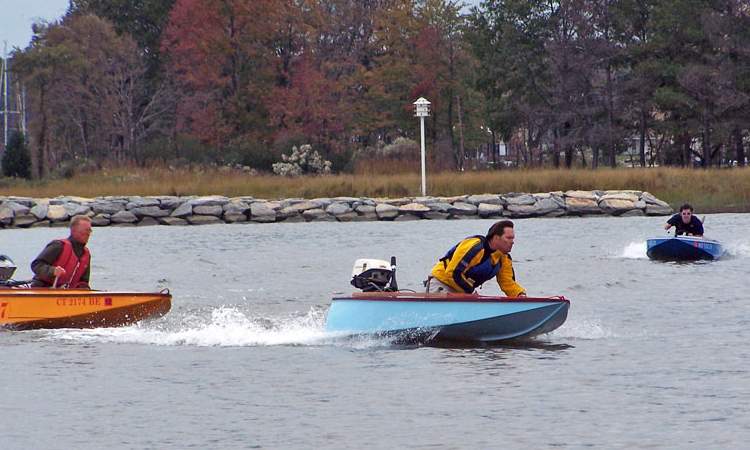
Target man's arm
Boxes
[497,254,526,297]
[664,214,678,231]
[31,241,63,280]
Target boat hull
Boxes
[646,236,723,261]
[325,293,569,344]
[0,289,171,330]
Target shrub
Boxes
[273,144,332,176]
[2,131,32,179]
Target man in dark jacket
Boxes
[31,215,92,288]
[664,203,704,237]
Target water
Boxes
[2,215,749,449]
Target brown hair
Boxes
[70,215,92,228]
[679,203,693,212]
[486,220,514,240]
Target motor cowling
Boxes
[351,258,394,292]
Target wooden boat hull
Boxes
[0,289,171,330]
[646,236,724,261]
[325,292,570,344]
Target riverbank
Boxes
[1,167,749,213]
[0,190,673,229]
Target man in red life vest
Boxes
[31,215,92,289]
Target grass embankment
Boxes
[2,167,749,213]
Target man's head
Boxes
[70,215,92,245]
[486,220,515,254]
[679,203,694,224]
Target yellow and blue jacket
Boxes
[430,235,526,297]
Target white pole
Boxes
[2,41,7,149]
[420,116,426,196]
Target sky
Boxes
[0,0,483,53]
[0,0,69,51]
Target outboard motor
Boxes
[351,257,399,292]
[0,255,17,282]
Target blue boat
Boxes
[646,236,724,261]
[325,292,570,344]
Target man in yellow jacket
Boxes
[426,220,526,297]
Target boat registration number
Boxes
[693,242,713,250]
[56,297,113,306]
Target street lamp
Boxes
[413,97,431,196]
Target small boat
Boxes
[326,292,570,344]
[0,288,172,330]
[0,254,171,330]
[646,235,724,261]
[325,257,570,344]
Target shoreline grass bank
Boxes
[2,167,749,213]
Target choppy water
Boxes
[2,215,749,449]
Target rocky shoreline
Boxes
[0,190,673,229]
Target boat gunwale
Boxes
[333,292,569,304]
[0,289,171,299]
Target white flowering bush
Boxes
[272,144,332,176]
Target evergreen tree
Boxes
[2,131,32,179]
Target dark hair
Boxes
[679,203,693,212]
[486,220,514,240]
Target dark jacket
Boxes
[31,238,91,288]
[667,214,704,236]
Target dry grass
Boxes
[2,166,749,212]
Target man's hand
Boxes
[53,266,66,277]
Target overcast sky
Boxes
[0,0,482,53]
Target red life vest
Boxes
[50,239,90,288]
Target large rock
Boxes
[156,196,184,210]
[13,214,38,227]
[382,197,413,206]
[564,190,598,200]
[171,202,193,218]
[478,203,504,218]
[193,205,223,216]
[311,198,333,209]
[46,205,70,222]
[158,217,188,226]
[284,201,323,213]
[186,215,223,225]
[188,196,229,207]
[375,203,399,220]
[534,196,565,215]
[91,214,111,227]
[424,211,450,220]
[250,202,277,223]
[467,194,505,206]
[335,212,359,222]
[2,201,30,216]
[599,192,640,203]
[506,204,542,217]
[131,206,170,218]
[399,203,431,214]
[64,203,91,217]
[504,194,535,206]
[641,191,669,206]
[427,202,453,213]
[565,197,601,214]
[92,201,124,215]
[4,197,35,207]
[599,198,637,215]
[302,208,329,221]
[30,220,50,228]
[448,202,477,216]
[126,197,159,209]
[223,201,250,215]
[137,217,160,226]
[224,213,247,223]
[355,205,376,214]
[0,205,16,225]
[110,210,138,224]
[30,203,49,220]
[620,209,645,217]
[326,202,353,216]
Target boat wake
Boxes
[42,307,393,349]
[619,241,647,259]
[723,241,750,258]
[548,318,615,340]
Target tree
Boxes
[2,131,32,179]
